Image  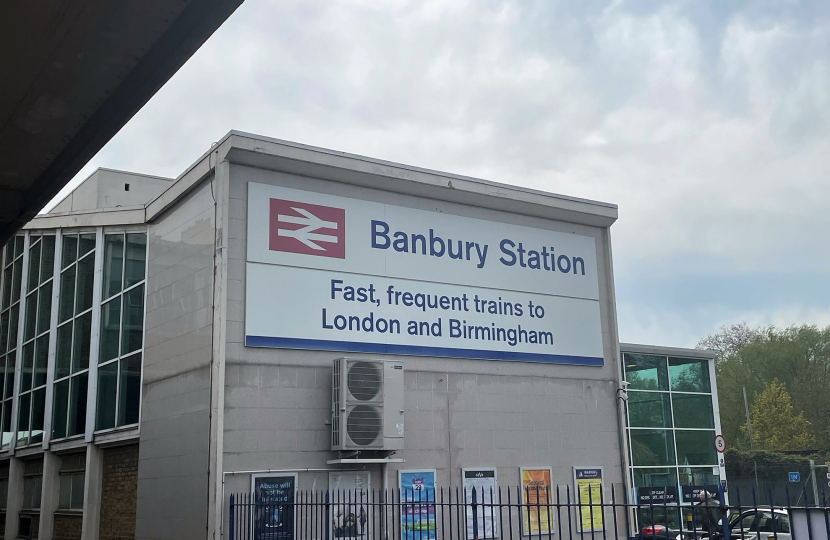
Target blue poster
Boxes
[399,470,436,540]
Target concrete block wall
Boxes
[220,163,625,521]
[54,514,82,540]
[99,445,138,540]
[136,178,217,539]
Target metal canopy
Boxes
[0,0,244,244]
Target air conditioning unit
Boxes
[332,358,404,451]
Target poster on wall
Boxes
[519,467,554,536]
[245,182,605,366]
[573,467,604,532]
[462,468,498,539]
[330,472,371,540]
[399,469,437,540]
[251,473,298,540]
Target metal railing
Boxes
[228,485,830,540]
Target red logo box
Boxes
[269,198,345,258]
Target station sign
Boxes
[245,182,605,365]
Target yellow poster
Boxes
[520,467,553,535]
[573,467,603,532]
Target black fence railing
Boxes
[228,485,830,540]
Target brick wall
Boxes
[99,444,139,540]
[54,515,82,540]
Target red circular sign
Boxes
[715,434,726,453]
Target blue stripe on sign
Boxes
[244,335,604,366]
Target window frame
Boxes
[0,235,25,450]
[95,230,148,434]
[622,352,722,503]
[51,231,97,442]
[57,469,86,512]
[16,234,56,448]
[21,473,42,511]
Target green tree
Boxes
[741,379,815,451]
[697,324,830,450]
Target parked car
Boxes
[674,508,791,540]
[726,508,791,540]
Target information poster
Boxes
[520,467,553,536]
[330,472,371,540]
[399,470,437,540]
[462,468,499,539]
[251,473,298,540]
[573,467,603,532]
[636,486,678,505]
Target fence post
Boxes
[229,494,234,540]
[472,487,479,540]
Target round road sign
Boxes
[715,434,726,453]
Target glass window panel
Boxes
[672,394,715,429]
[56,322,73,380]
[79,233,95,258]
[52,380,69,439]
[0,479,6,509]
[1,401,12,446]
[637,507,682,530]
[2,266,11,309]
[669,357,711,393]
[70,472,84,510]
[27,239,41,290]
[118,353,142,426]
[121,284,144,355]
[124,233,147,288]
[632,468,675,488]
[21,341,33,392]
[30,388,45,445]
[32,334,49,388]
[0,356,5,400]
[0,311,6,354]
[24,291,37,341]
[72,311,92,374]
[11,258,22,304]
[96,362,117,431]
[41,236,55,284]
[623,353,669,391]
[630,429,676,466]
[34,335,49,388]
[59,474,71,509]
[8,304,18,350]
[3,242,11,262]
[14,236,24,258]
[628,391,672,428]
[58,266,76,323]
[67,373,88,437]
[16,392,30,446]
[76,254,94,314]
[678,467,719,490]
[62,235,78,268]
[675,430,717,466]
[103,234,124,299]
[37,281,52,335]
[4,356,14,400]
[99,297,121,363]
[27,476,41,509]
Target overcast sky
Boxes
[52,0,830,348]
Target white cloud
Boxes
[46,0,830,345]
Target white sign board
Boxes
[329,472,371,540]
[245,182,604,365]
[462,468,498,539]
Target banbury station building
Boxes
[0,132,725,539]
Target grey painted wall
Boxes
[50,169,172,214]
[220,164,625,524]
[136,179,216,539]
